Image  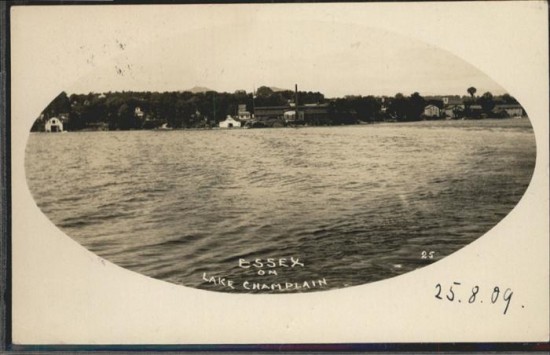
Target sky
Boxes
[58,5,506,98]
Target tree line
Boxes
[32,86,522,131]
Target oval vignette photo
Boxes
[24,22,536,294]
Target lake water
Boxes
[25,119,536,293]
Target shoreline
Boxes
[32,116,529,133]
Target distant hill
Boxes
[188,86,213,93]
[188,86,290,94]
[269,86,289,92]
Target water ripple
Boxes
[25,119,536,293]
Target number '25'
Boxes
[421,251,435,259]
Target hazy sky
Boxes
[64,6,505,98]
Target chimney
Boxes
[295,84,298,107]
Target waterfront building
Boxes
[45,117,64,132]
[254,84,329,125]
[492,104,524,117]
[442,97,465,118]
[301,103,330,124]
[134,107,145,119]
[254,104,329,124]
[219,115,241,128]
[423,104,441,118]
[237,104,252,121]
[254,106,287,121]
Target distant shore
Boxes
[33,115,529,133]
[34,89,525,132]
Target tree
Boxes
[386,93,426,121]
[501,93,518,104]
[467,87,477,99]
[173,99,194,128]
[328,98,357,125]
[478,91,495,114]
[409,92,426,120]
[42,91,71,118]
[117,103,136,130]
[344,96,381,122]
[387,93,408,121]
[452,106,465,119]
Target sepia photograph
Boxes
[24,22,536,294]
[8,1,549,346]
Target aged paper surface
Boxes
[10,2,549,344]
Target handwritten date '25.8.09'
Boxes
[435,282,519,315]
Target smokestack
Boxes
[295,84,298,107]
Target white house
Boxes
[423,105,440,118]
[284,110,297,122]
[45,117,64,132]
[237,105,251,121]
[219,115,241,128]
[283,110,305,123]
[134,107,145,118]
